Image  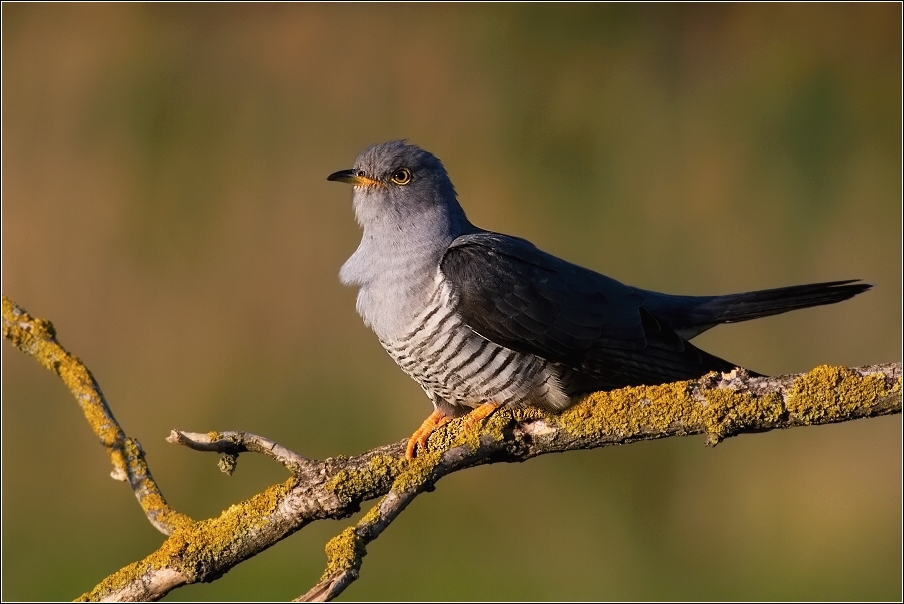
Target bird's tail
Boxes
[641,279,872,339]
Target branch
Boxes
[2,295,899,601]
[294,362,903,601]
[166,430,316,476]
[1,295,189,535]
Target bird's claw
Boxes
[461,401,502,433]
[406,411,451,459]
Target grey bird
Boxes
[328,140,871,459]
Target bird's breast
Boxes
[341,230,446,340]
[379,280,572,413]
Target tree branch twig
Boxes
[1,295,189,535]
[166,430,316,476]
[3,295,899,601]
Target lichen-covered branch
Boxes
[1,295,189,535]
[2,295,900,602]
[69,362,904,602]
[294,362,902,602]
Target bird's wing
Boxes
[440,232,737,389]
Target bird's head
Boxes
[328,141,470,235]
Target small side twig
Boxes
[1,295,188,535]
[167,430,316,476]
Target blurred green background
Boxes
[2,3,900,601]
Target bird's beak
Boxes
[326,169,380,187]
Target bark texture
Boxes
[2,294,900,602]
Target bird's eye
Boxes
[356,170,366,178]
[390,167,412,185]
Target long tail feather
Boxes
[698,279,872,323]
[641,280,872,338]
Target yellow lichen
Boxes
[338,409,522,499]
[326,414,515,503]
[393,449,443,492]
[786,365,899,424]
[75,558,159,601]
[163,478,292,562]
[359,502,383,526]
[78,477,295,600]
[414,420,467,454]
[327,454,405,504]
[3,296,127,453]
[554,365,899,446]
[415,406,526,455]
[557,380,699,439]
[2,296,56,355]
[335,371,882,504]
[321,527,365,579]
[701,389,784,444]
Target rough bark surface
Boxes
[3,295,900,602]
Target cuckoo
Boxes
[328,141,871,459]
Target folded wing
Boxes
[440,232,740,390]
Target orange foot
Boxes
[462,401,502,433]
[406,410,451,460]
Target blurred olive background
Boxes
[2,3,900,601]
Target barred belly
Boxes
[379,282,571,413]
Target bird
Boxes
[327,140,871,459]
